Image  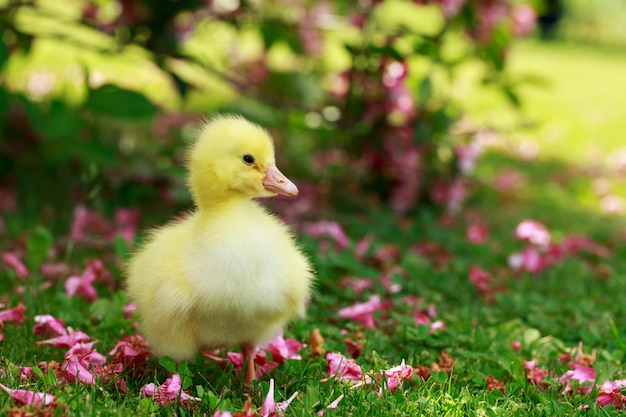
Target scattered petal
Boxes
[324,352,363,383]
[515,220,550,247]
[37,329,91,348]
[141,374,201,406]
[338,295,391,330]
[33,314,67,338]
[0,383,56,407]
[303,220,350,250]
[265,333,305,364]
[2,252,28,280]
[0,304,26,323]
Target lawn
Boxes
[2,40,626,416]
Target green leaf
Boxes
[418,76,432,107]
[26,227,53,270]
[86,84,158,119]
[159,357,178,374]
[113,235,130,262]
[31,364,45,380]
[432,371,449,383]
[43,101,85,140]
[0,36,8,71]
[260,21,303,54]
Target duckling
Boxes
[126,115,313,385]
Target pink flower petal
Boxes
[338,295,391,330]
[324,352,363,383]
[33,314,67,337]
[141,374,201,406]
[265,333,305,364]
[466,221,489,243]
[318,393,344,415]
[303,220,350,250]
[2,252,28,279]
[109,334,151,370]
[468,265,492,293]
[38,329,91,348]
[0,383,56,407]
[260,378,298,417]
[122,302,137,318]
[0,303,26,323]
[560,365,596,394]
[65,267,98,302]
[62,355,96,385]
[515,220,551,247]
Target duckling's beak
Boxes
[263,164,299,196]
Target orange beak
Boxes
[262,164,299,196]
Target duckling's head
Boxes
[188,115,298,208]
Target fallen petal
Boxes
[0,383,56,407]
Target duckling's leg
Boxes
[240,342,256,386]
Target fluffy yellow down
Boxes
[126,115,313,361]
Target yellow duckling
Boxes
[126,115,313,384]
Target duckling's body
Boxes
[126,115,313,383]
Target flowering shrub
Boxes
[0,0,537,217]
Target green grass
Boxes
[3,41,626,416]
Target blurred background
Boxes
[1,0,625,233]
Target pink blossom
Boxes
[65,266,98,302]
[17,366,35,382]
[524,359,550,386]
[39,261,72,279]
[260,378,298,417]
[429,320,445,333]
[466,221,489,243]
[213,411,234,417]
[508,246,545,273]
[0,303,26,323]
[203,349,279,379]
[413,303,443,333]
[469,265,492,294]
[379,274,402,294]
[114,207,141,243]
[511,341,521,351]
[515,220,551,247]
[560,365,596,394]
[122,302,137,318]
[597,379,626,409]
[376,360,414,395]
[62,354,97,384]
[265,333,305,364]
[70,205,140,244]
[37,329,90,348]
[33,314,67,338]
[511,3,536,37]
[2,252,28,279]
[317,393,344,415]
[141,374,201,406]
[324,352,363,383]
[436,0,466,19]
[303,220,350,250]
[109,334,151,370]
[340,277,374,295]
[355,235,374,259]
[338,294,391,329]
[65,341,107,366]
[0,383,56,407]
[71,205,111,242]
[455,139,483,175]
[492,169,525,192]
[472,1,508,43]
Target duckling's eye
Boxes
[243,154,255,165]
